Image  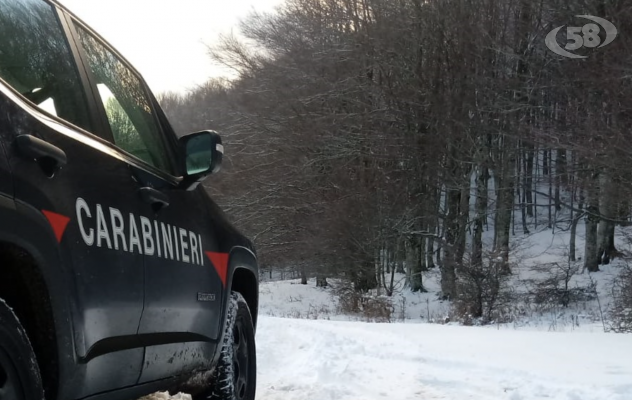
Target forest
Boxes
[159,0,632,328]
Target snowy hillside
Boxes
[259,271,617,333]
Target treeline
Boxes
[161,0,632,315]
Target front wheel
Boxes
[0,299,44,400]
[204,292,256,400]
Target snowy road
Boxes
[256,317,632,400]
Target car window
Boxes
[73,23,174,174]
[0,0,93,131]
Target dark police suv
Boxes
[0,1,258,399]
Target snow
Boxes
[255,317,632,400]
[139,393,191,400]
[259,278,339,320]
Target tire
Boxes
[204,292,256,400]
[0,299,44,400]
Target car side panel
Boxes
[140,247,259,387]
[139,342,215,384]
[137,186,222,383]
[138,187,223,341]
[137,187,259,382]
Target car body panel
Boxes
[137,186,224,382]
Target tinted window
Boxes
[74,24,174,173]
[0,0,93,131]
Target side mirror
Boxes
[178,130,223,190]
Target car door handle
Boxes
[139,187,170,211]
[15,135,67,176]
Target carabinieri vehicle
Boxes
[0,1,258,399]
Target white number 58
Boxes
[565,24,601,50]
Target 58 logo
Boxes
[545,15,617,59]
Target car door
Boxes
[0,0,145,393]
[136,182,226,382]
[67,15,225,381]
[68,13,227,382]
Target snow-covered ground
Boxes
[256,317,632,400]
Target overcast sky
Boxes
[58,0,281,94]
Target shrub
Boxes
[335,283,393,322]
[527,262,596,312]
[454,258,513,325]
[609,266,632,333]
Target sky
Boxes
[58,0,282,94]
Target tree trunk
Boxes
[584,171,600,272]
[316,275,328,287]
[442,187,460,299]
[569,208,583,262]
[375,249,383,294]
[494,136,514,274]
[426,192,437,269]
[300,266,308,285]
[518,151,529,234]
[456,183,470,263]
[597,172,616,264]
[405,236,423,291]
[471,164,488,270]
[524,145,534,217]
[353,260,378,292]
[557,149,567,186]
[433,186,442,267]
[555,148,563,213]
[548,159,553,229]
[396,239,405,273]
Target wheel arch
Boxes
[0,242,59,398]
[0,199,77,400]
[226,246,259,329]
